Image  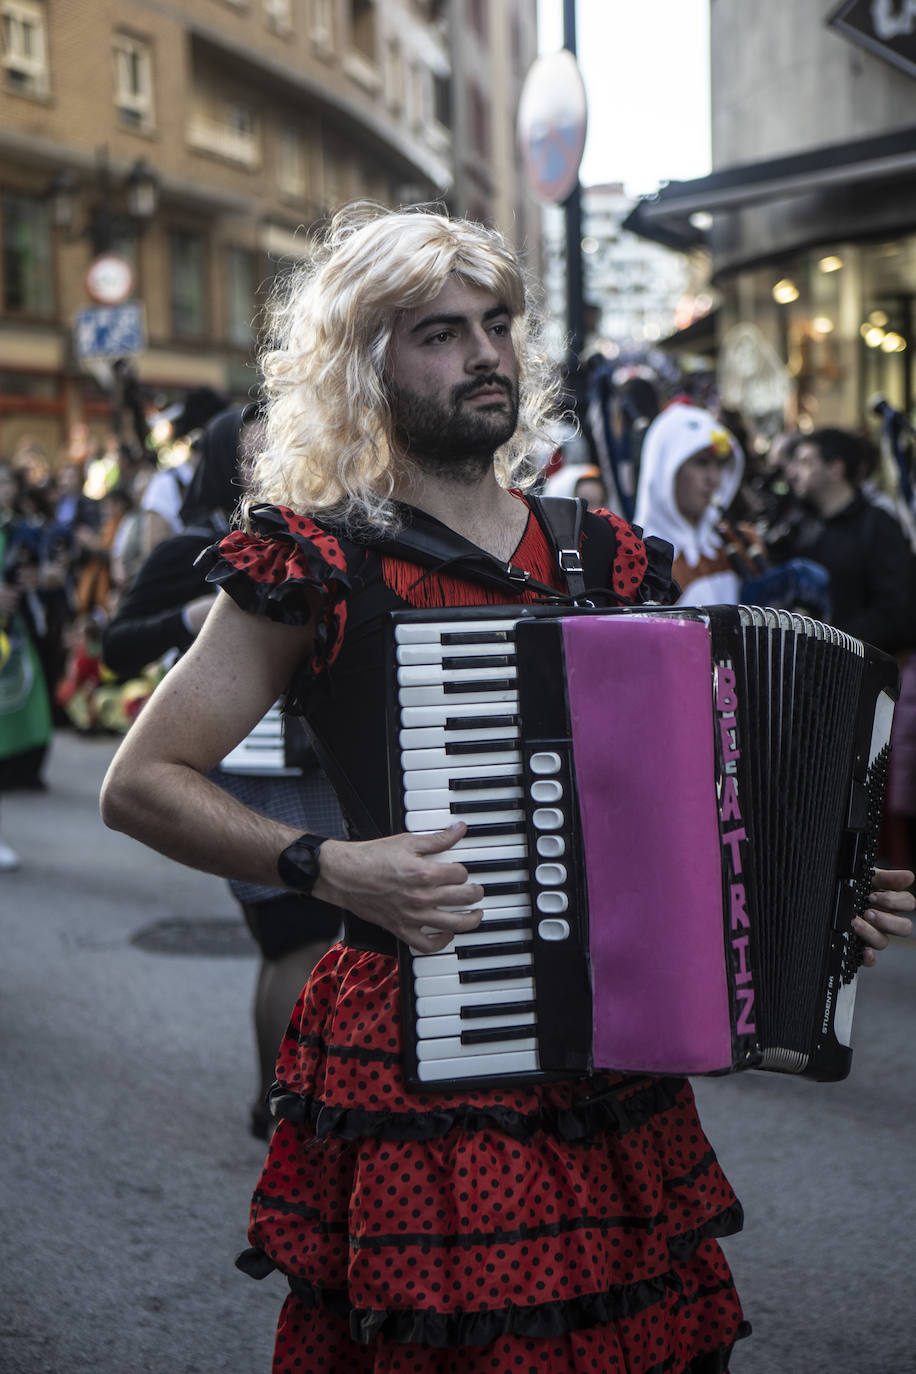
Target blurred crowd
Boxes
[545,358,916,873]
[0,384,230,868]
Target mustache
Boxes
[453,374,515,402]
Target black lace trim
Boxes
[267,1073,685,1144]
[274,1273,747,1353]
[668,1200,745,1260]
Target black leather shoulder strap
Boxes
[365,496,591,601]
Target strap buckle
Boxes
[505,562,531,585]
[558,548,584,575]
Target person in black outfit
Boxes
[103,405,345,1138]
[769,426,916,653]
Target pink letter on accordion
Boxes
[716,665,756,1035]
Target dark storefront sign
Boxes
[828,1,916,80]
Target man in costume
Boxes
[100,207,913,1373]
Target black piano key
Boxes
[444,678,517,694]
[460,1023,537,1046]
[450,773,523,790]
[446,741,516,755]
[441,654,515,670]
[457,939,532,960]
[440,631,512,644]
[460,999,536,1020]
[478,914,532,930]
[459,964,531,984]
[480,880,529,896]
[465,821,525,835]
[445,713,520,731]
[450,798,523,815]
[461,857,525,873]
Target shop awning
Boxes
[623,122,916,250]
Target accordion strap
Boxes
[367,496,589,601]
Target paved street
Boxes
[1,730,915,1373]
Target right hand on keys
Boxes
[313,821,484,952]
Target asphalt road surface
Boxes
[1,732,914,1373]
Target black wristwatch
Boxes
[276,833,329,896]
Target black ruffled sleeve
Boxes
[196,503,352,676]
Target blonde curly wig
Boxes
[245,203,563,535]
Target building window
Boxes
[467,0,486,39]
[277,127,309,200]
[309,0,334,50]
[264,0,293,35]
[411,63,433,131]
[1,0,48,96]
[2,191,52,315]
[113,32,155,132]
[469,82,489,158]
[384,37,404,113]
[349,0,376,62]
[433,72,451,129]
[188,98,260,167]
[226,247,257,347]
[169,230,207,339]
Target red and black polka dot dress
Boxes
[201,500,750,1373]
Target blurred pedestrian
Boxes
[103,404,345,1138]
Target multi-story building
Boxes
[0,0,539,458]
[543,182,691,360]
[625,0,916,442]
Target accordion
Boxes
[386,604,900,1090]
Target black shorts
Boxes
[241,894,343,961]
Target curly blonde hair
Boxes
[245,203,563,535]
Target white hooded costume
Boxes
[633,404,745,607]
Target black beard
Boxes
[388,375,519,483]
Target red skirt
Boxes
[238,944,749,1373]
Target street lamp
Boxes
[47,151,160,256]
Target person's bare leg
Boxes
[251,939,332,1136]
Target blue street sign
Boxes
[74,302,146,359]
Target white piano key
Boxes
[452,924,532,948]
[417,1033,539,1061]
[395,619,519,643]
[402,762,523,791]
[400,725,520,750]
[398,643,516,665]
[404,784,523,812]
[416,981,536,1017]
[427,843,526,865]
[400,701,518,727]
[416,1048,540,1080]
[410,949,533,976]
[401,747,521,772]
[405,806,523,832]
[414,972,535,999]
[397,662,517,684]
[417,1009,537,1039]
[398,685,517,708]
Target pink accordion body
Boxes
[390,605,899,1090]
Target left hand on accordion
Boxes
[854,869,915,967]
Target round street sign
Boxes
[85,254,135,306]
[517,49,588,205]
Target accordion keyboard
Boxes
[394,615,548,1083]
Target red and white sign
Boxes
[517,50,588,205]
[85,254,135,306]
